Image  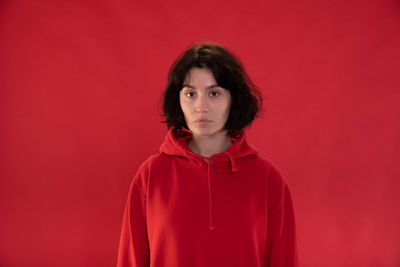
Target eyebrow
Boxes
[182,84,220,90]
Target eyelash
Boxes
[185,91,220,97]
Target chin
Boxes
[189,126,224,137]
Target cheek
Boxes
[179,98,190,117]
[215,103,230,122]
[224,107,230,119]
[223,97,232,117]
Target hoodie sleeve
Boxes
[264,166,298,267]
[117,165,150,267]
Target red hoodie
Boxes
[117,127,298,267]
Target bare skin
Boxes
[188,131,232,160]
[180,67,233,161]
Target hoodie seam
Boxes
[161,152,259,169]
[161,153,207,169]
[132,181,147,197]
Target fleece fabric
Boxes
[117,127,298,267]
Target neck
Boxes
[188,130,232,158]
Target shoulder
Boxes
[248,154,287,188]
[243,154,283,176]
[253,156,296,204]
[130,153,170,191]
[136,152,172,172]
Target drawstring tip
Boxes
[232,166,238,172]
[209,225,215,232]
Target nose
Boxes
[195,93,208,113]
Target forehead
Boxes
[184,67,216,84]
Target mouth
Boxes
[195,118,212,123]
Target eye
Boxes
[210,91,220,97]
[185,91,196,98]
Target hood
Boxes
[159,126,259,232]
[160,127,259,170]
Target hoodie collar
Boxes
[159,126,259,172]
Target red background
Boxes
[1,0,399,266]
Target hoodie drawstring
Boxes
[207,160,215,232]
[222,151,239,172]
[207,152,239,232]
[161,128,256,232]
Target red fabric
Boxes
[117,127,298,266]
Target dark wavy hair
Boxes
[161,42,263,133]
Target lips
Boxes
[195,118,212,122]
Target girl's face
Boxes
[179,67,232,138]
